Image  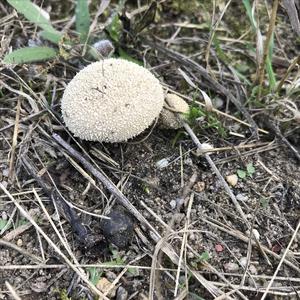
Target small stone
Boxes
[116,286,128,300]
[193,182,205,192]
[236,193,248,202]
[16,239,23,247]
[184,158,193,166]
[215,244,224,253]
[1,181,8,189]
[2,169,9,177]
[226,174,238,187]
[96,278,116,298]
[189,233,196,241]
[155,158,169,169]
[105,271,117,281]
[240,257,248,268]
[246,229,260,241]
[213,97,224,109]
[195,143,214,156]
[224,262,239,272]
[169,200,177,209]
[1,212,7,221]
[249,264,258,275]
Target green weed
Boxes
[237,162,255,179]
[185,103,227,137]
[4,0,140,64]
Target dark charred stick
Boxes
[21,155,96,248]
[52,133,161,241]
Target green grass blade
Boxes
[118,48,142,65]
[3,47,57,64]
[107,14,122,42]
[266,56,276,90]
[242,0,257,29]
[266,33,276,90]
[75,0,91,43]
[40,30,63,44]
[7,0,58,34]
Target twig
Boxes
[52,133,161,239]
[174,193,194,296]
[202,216,300,273]
[0,183,109,300]
[0,239,43,264]
[183,121,249,225]
[8,98,20,181]
[5,282,22,300]
[145,40,259,136]
[261,220,300,300]
[52,133,225,298]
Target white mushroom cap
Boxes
[159,93,189,129]
[61,58,164,142]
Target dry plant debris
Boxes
[0,1,300,299]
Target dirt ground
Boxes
[1,0,300,299]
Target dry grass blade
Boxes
[8,98,20,181]
[0,183,109,299]
[183,121,249,225]
[0,239,42,264]
[174,193,194,296]
[282,0,300,36]
[5,281,22,300]
[202,216,300,273]
[52,134,226,298]
[261,220,300,300]
[145,40,259,136]
[205,0,233,70]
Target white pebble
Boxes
[226,174,238,187]
[224,262,239,272]
[169,200,177,209]
[246,229,260,241]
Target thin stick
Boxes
[261,220,300,300]
[5,282,22,300]
[183,121,249,225]
[0,183,109,300]
[174,193,194,296]
[0,239,42,264]
[52,133,161,239]
[8,98,21,181]
[276,55,300,92]
[52,134,225,298]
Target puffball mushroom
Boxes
[159,93,190,129]
[61,58,164,142]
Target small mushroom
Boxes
[61,58,165,142]
[159,93,189,129]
